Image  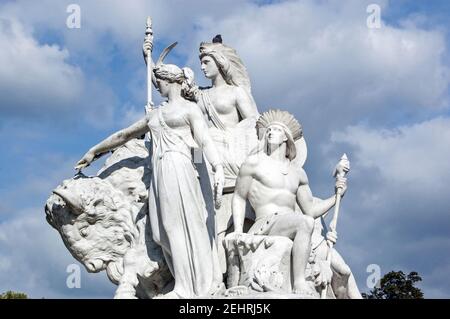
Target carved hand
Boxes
[335,176,347,197]
[333,154,349,197]
[75,150,96,170]
[214,164,224,189]
[313,260,333,289]
[145,102,154,114]
[142,37,153,62]
[214,165,224,209]
[326,230,338,245]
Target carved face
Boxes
[200,55,220,79]
[45,178,136,281]
[155,78,170,97]
[266,124,288,146]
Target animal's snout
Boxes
[86,259,104,272]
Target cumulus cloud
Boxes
[0,16,118,128]
[0,17,83,118]
[324,117,450,296]
[0,0,254,64]
[330,117,450,192]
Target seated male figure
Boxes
[230,110,347,294]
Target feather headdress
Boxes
[256,109,303,161]
[256,109,302,141]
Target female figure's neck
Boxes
[211,73,227,87]
[167,86,183,102]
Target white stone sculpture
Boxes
[226,109,362,298]
[72,45,225,298]
[45,17,363,299]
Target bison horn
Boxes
[52,189,84,214]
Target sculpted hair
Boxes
[153,64,196,98]
[199,36,252,94]
[154,64,183,83]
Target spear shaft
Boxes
[320,153,349,299]
[145,17,153,113]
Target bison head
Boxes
[45,175,138,284]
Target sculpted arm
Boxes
[296,168,336,219]
[232,160,254,233]
[194,89,207,114]
[188,104,221,169]
[75,117,150,169]
[235,87,259,119]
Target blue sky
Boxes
[1,0,450,298]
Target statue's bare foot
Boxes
[209,282,226,296]
[224,285,250,297]
[293,281,315,297]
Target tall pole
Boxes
[321,153,350,299]
[145,17,153,113]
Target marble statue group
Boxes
[45,18,362,299]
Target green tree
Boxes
[362,271,424,299]
[0,291,28,299]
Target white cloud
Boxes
[0,16,117,128]
[0,17,83,117]
[330,117,450,192]
[0,0,253,65]
[326,117,450,297]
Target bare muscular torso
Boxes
[244,154,307,220]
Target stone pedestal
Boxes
[224,233,293,294]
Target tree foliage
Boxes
[362,271,424,299]
[0,291,28,299]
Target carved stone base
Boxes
[223,234,292,293]
[223,233,323,298]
